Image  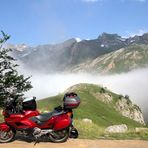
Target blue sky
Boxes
[0,0,148,45]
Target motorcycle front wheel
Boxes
[49,129,69,143]
[0,129,15,143]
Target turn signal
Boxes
[67,112,72,117]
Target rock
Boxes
[105,124,128,133]
[135,128,148,133]
[92,92,113,104]
[82,118,93,124]
[132,108,145,125]
[115,97,145,125]
[43,110,49,113]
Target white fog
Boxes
[21,68,148,122]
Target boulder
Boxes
[105,124,128,133]
[135,127,148,133]
[43,110,49,113]
[82,118,93,124]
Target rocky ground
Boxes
[0,139,148,148]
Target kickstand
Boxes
[34,138,39,146]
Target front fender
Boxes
[0,122,10,132]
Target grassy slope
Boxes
[37,83,147,139]
[109,44,148,73]
[73,44,148,74]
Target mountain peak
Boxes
[97,32,126,49]
[99,32,121,40]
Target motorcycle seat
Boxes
[31,110,64,122]
[34,112,53,122]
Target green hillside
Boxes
[37,83,148,139]
[71,44,148,74]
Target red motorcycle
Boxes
[0,92,80,143]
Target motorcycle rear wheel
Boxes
[49,129,69,143]
[0,129,15,143]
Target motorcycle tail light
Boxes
[67,112,72,117]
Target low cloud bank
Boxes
[23,68,148,122]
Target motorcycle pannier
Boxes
[63,92,80,109]
[23,97,37,111]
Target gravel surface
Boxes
[0,139,148,148]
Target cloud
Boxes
[121,0,146,2]
[123,29,147,38]
[82,0,99,2]
[135,0,146,2]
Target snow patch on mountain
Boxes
[75,38,82,42]
[7,43,28,51]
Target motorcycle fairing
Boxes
[53,114,72,131]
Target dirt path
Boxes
[0,139,148,148]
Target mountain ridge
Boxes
[9,32,148,73]
[71,44,148,74]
